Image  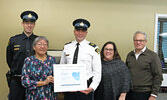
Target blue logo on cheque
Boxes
[72,72,80,81]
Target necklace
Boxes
[35,54,47,62]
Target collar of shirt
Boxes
[74,39,87,47]
[22,32,34,40]
[134,46,146,60]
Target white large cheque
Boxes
[53,64,87,92]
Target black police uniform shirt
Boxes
[60,39,102,91]
[6,32,38,75]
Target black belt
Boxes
[12,74,21,83]
[13,74,21,77]
[6,70,22,86]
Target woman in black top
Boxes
[94,41,131,100]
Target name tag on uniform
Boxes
[66,54,70,56]
[14,48,19,51]
[14,45,20,47]
[14,45,20,51]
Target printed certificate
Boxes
[53,64,87,92]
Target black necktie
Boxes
[73,43,80,64]
[26,37,31,56]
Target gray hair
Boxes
[30,36,49,56]
[33,36,49,47]
[133,31,147,40]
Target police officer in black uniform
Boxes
[6,10,38,100]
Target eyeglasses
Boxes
[134,40,146,42]
[36,43,48,47]
[104,48,114,51]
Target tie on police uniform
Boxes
[73,43,80,64]
[26,37,31,56]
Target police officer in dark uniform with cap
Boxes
[6,10,38,100]
[60,18,102,100]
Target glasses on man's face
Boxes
[134,40,146,42]
[36,43,48,47]
[104,48,114,52]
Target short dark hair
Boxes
[101,41,121,60]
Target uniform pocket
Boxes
[66,55,73,63]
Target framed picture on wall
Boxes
[47,49,63,64]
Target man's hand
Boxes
[148,96,156,100]
[118,93,126,100]
[80,87,93,95]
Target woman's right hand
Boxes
[44,75,54,85]
[37,75,54,87]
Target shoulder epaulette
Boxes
[10,34,22,41]
[89,42,96,48]
[14,34,22,37]
[10,34,21,39]
[65,41,72,45]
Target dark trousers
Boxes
[64,91,94,100]
[8,79,25,100]
[126,90,151,100]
